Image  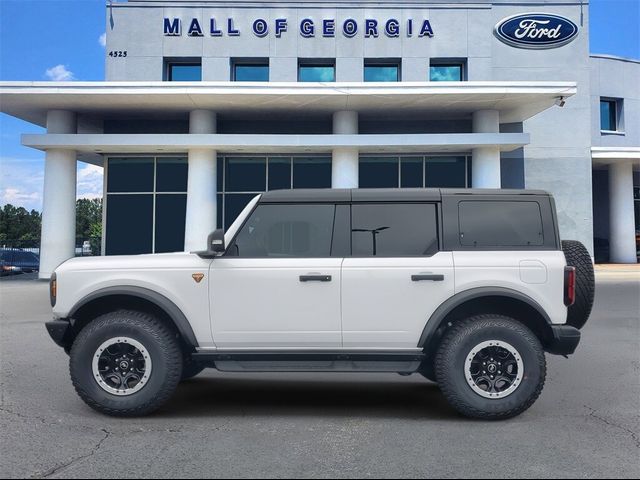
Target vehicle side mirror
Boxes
[208,229,226,254]
[195,229,225,258]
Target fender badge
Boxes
[192,273,205,283]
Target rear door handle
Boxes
[300,275,332,282]
[411,274,444,282]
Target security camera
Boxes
[555,97,566,107]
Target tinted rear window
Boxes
[458,201,544,247]
[351,203,439,256]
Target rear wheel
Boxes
[70,310,183,417]
[435,315,546,420]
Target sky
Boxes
[0,0,639,212]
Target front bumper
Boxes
[45,319,73,349]
[547,325,581,355]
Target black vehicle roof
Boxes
[259,188,551,203]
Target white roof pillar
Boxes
[471,110,501,188]
[185,110,218,251]
[332,111,359,188]
[40,110,77,279]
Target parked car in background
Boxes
[0,248,40,276]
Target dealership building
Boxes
[0,0,638,278]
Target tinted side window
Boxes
[351,203,438,257]
[458,201,544,247]
[231,204,335,258]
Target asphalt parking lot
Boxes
[1,271,639,478]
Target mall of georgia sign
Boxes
[494,13,579,49]
[164,17,435,39]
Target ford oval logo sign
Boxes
[494,13,579,49]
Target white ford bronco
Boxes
[46,189,594,419]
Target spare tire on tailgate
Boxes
[561,240,595,329]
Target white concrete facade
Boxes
[185,110,218,251]
[608,162,637,263]
[39,111,77,279]
[471,110,501,188]
[0,0,638,269]
[332,111,359,188]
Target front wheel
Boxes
[69,310,183,417]
[435,315,546,420]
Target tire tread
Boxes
[434,314,546,420]
[561,240,595,329]
[69,310,182,417]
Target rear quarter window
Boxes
[458,201,544,247]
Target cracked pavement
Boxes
[0,273,638,478]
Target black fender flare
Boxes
[69,286,199,348]
[417,287,553,349]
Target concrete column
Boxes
[39,110,77,279]
[332,111,359,188]
[608,162,637,263]
[472,110,501,188]
[185,110,217,251]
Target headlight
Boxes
[50,272,57,307]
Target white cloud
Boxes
[98,33,106,48]
[0,157,44,210]
[45,64,75,81]
[77,162,104,200]
[0,188,40,205]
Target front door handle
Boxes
[411,274,445,282]
[300,275,332,282]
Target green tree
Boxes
[76,198,103,255]
[0,205,42,244]
[75,198,103,240]
[0,199,102,251]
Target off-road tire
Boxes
[435,315,546,420]
[69,310,183,417]
[561,240,595,329]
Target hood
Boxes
[55,252,211,273]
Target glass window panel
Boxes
[156,157,188,192]
[224,194,258,230]
[359,156,399,188]
[268,157,292,190]
[234,64,269,81]
[430,65,462,81]
[230,204,335,258]
[169,64,202,81]
[458,201,544,247]
[217,157,224,191]
[107,157,154,193]
[298,65,335,82]
[293,157,331,188]
[425,157,467,188]
[364,65,399,82]
[600,100,616,131]
[217,193,223,230]
[106,194,153,255]
[400,157,423,188]
[352,203,439,257]
[155,194,187,253]
[225,157,266,192]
